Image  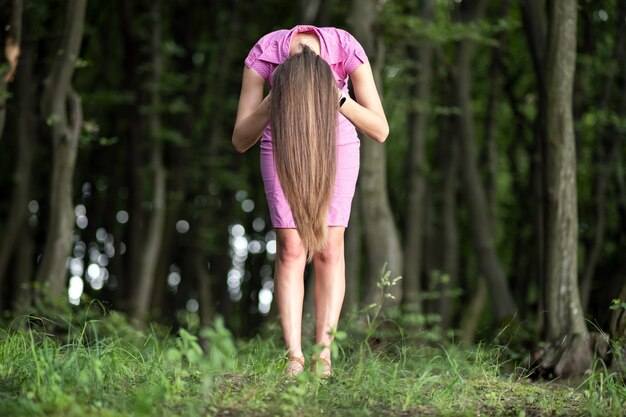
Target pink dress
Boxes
[244,25,368,228]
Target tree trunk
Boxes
[150,199,182,321]
[483,41,504,223]
[540,0,591,378]
[35,0,87,300]
[519,0,547,89]
[460,277,487,345]
[0,42,35,312]
[453,0,517,321]
[13,225,35,315]
[0,0,22,144]
[132,0,166,325]
[349,0,403,307]
[402,0,434,315]
[437,117,460,333]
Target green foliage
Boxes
[200,316,239,370]
[381,0,520,48]
[1,300,625,417]
[578,350,626,416]
[610,299,626,312]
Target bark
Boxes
[0,43,35,311]
[541,0,591,377]
[0,0,23,144]
[453,0,517,321]
[35,0,87,300]
[402,0,434,315]
[344,189,362,314]
[132,0,167,325]
[349,0,403,307]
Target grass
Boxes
[0,305,625,417]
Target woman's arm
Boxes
[232,67,270,153]
[340,61,389,143]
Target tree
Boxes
[540,0,591,377]
[35,0,87,301]
[402,0,434,315]
[119,0,144,308]
[132,0,167,325]
[349,0,403,306]
[0,0,26,310]
[452,0,517,321]
[3,41,35,313]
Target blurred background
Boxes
[0,0,624,354]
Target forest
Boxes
[0,0,625,416]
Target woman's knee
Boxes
[276,230,306,264]
[314,233,344,266]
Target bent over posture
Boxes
[232,25,388,377]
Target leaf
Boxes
[331,343,338,359]
[334,330,347,341]
[166,348,182,362]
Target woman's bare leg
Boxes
[275,228,307,360]
[312,227,346,364]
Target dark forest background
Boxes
[0,0,625,378]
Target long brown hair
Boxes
[271,45,338,260]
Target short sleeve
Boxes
[244,41,271,80]
[343,34,368,75]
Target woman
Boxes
[232,25,388,377]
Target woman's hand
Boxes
[232,68,270,153]
[340,62,389,143]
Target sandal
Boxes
[285,355,305,377]
[311,354,332,378]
